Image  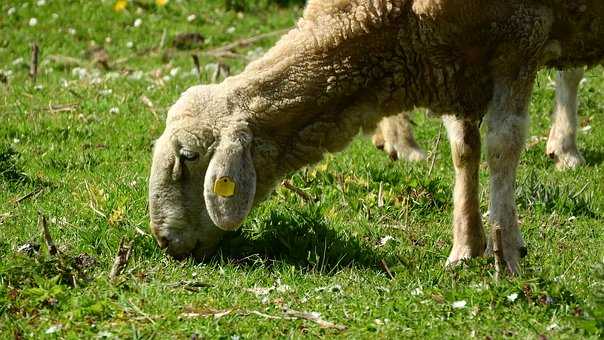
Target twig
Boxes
[48,103,78,114]
[493,228,505,280]
[30,43,39,84]
[206,29,289,54]
[109,238,134,281]
[46,54,86,68]
[427,125,443,177]
[379,259,395,279]
[159,28,167,50]
[39,212,57,256]
[201,50,246,59]
[283,307,347,331]
[377,182,384,208]
[281,179,314,203]
[127,299,156,324]
[211,62,230,83]
[191,54,202,83]
[246,310,285,320]
[15,188,43,204]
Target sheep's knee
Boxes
[443,115,485,266]
[547,68,585,170]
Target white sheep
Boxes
[372,68,589,170]
[149,1,604,273]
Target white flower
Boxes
[187,14,196,22]
[109,107,119,114]
[29,18,38,27]
[71,67,88,79]
[99,89,112,96]
[169,67,180,77]
[126,41,134,48]
[97,331,113,338]
[34,85,44,91]
[105,36,112,44]
[411,287,423,296]
[379,235,394,246]
[507,293,518,302]
[128,70,143,80]
[45,324,62,334]
[546,323,559,331]
[133,18,142,28]
[226,26,236,34]
[37,0,46,6]
[7,7,16,15]
[68,28,76,35]
[451,300,467,309]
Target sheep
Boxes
[372,68,589,170]
[148,0,604,273]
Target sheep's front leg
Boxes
[443,115,485,265]
[546,68,585,170]
[372,112,426,161]
[486,81,533,274]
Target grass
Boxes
[1,0,603,338]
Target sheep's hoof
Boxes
[546,141,585,171]
[550,151,585,170]
[445,242,486,267]
[494,229,526,276]
[384,143,426,162]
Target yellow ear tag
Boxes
[213,176,236,197]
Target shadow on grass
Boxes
[583,148,604,167]
[0,144,51,192]
[214,205,389,274]
[517,170,602,218]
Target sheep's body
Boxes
[373,68,590,170]
[149,0,604,271]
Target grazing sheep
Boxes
[372,68,590,170]
[149,0,604,273]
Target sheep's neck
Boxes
[226,29,404,186]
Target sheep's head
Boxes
[149,85,257,258]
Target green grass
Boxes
[1,0,603,338]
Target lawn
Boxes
[1,0,603,338]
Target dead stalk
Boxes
[281,179,314,203]
[109,238,134,281]
[191,54,202,83]
[39,212,57,256]
[493,228,505,280]
[30,43,39,84]
[379,259,395,280]
[427,125,443,178]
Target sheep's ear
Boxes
[203,128,256,231]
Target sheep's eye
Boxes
[179,149,199,161]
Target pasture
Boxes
[1,0,603,338]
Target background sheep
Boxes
[149,0,604,273]
[372,68,590,170]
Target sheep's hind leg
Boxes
[443,115,485,265]
[546,68,585,170]
[486,79,533,275]
[372,112,426,161]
